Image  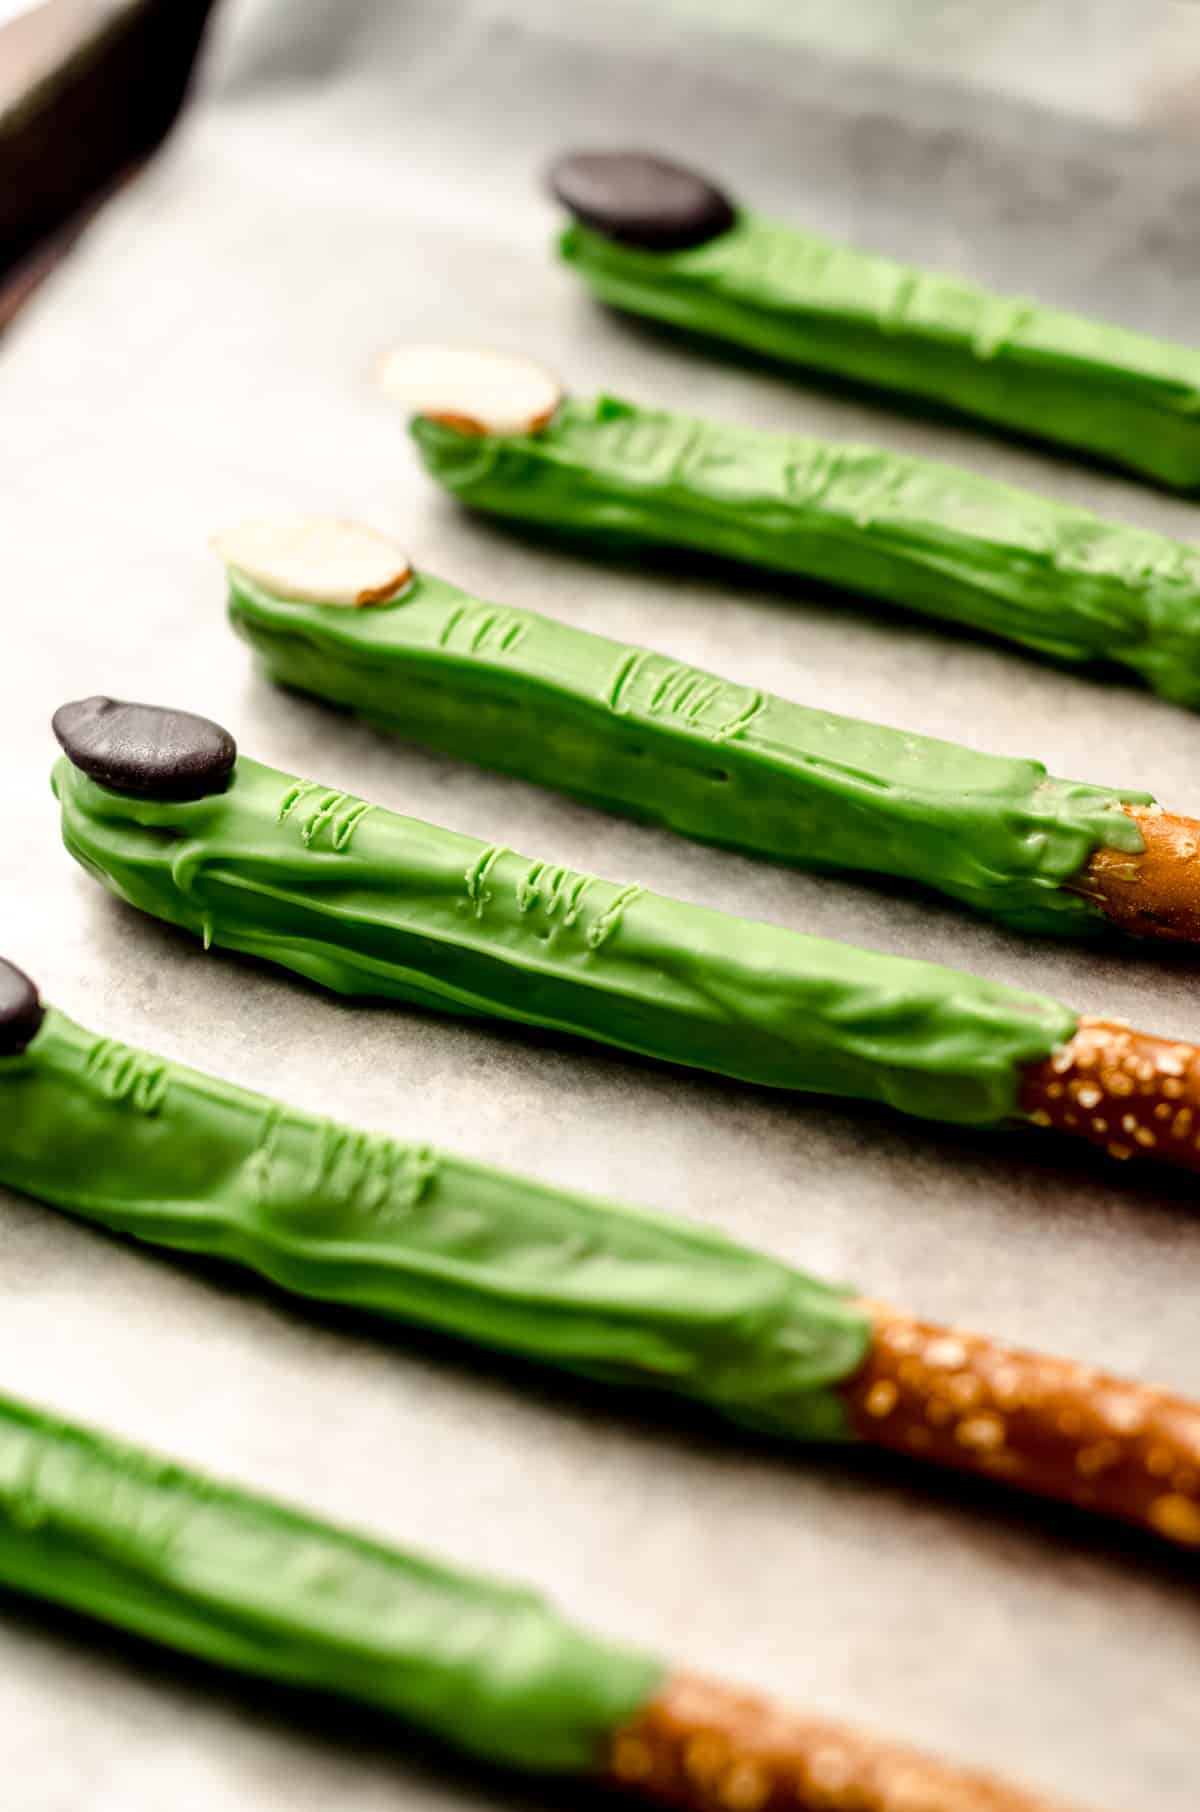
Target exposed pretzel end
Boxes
[841,1304,1200,1549]
[1020,1017,1200,1173]
[607,1669,1088,1811]
[1079,805,1200,942]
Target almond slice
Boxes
[378,343,563,437]
[213,517,412,608]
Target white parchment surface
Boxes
[2,3,1199,1805]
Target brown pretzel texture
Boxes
[1080,805,1200,942]
[839,1305,1200,1548]
[607,1670,1087,1811]
[1019,1016,1200,1174]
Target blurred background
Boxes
[4,0,1200,336]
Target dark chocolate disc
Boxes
[0,959,44,1056]
[52,697,237,802]
[548,149,735,252]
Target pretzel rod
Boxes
[1020,1016,1200,1172]
[387,345,1200,707]
[546,149,1200,492]
[4,959,1199,1553]
[608,1672,1085,1812]
[842,1304,1200,1548]
[1077,806,1200,943]
[219,517,1200,946]
[0,1388,1092,1812]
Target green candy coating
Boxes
[0,1385,660,1768]
[0,1008,870,1439]
[411,399,1200,707]
[52,752,1076,1125]
[228,565,1146,937]
[559,215,1200,490]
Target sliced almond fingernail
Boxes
[378,343,563,436]
[213,517,412,608]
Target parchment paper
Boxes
[3,3,1200,1805]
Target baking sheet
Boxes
[3,2,1200,1804]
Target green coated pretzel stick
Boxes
[385,345,1200,709]
[54,697,1200,1183]
[0,977,868,1442]
[0,1371,1099,1810]
[51,697,1078,1130]
[0,1385,658,1771]
[3,957,1200,1560]
[548,149,1200,491]
[219,516,1155,942]
[55,699,1200,1181]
